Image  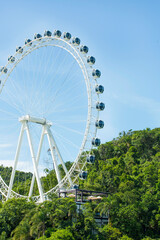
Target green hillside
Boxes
[81,128,160,239]
[0,128,160,240]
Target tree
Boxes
[98,224,121,240]
[11,219,31,240]
[0,231,7,240]
[0,198,35,237]
[48,228,75,240]
[119,235,133,240]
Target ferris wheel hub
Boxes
[19,115,52,126]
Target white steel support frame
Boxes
[7,115,73,201]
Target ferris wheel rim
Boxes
[0,32,103,201]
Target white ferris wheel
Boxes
[0,30,105,202]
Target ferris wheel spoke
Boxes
[63,91,87,107]
[53,105,87,114]
[54,77,85,102]
[53,122,84,136]
[26,49,40,110]
[41,47,60,82]
[54,119,86,123]
[45,60,77,109]
[45,92,86,117]
[52,132,74,161]
[20,56,35,113]
[1,94,24,116]
[0,117,17,121]
[44,48,65,87]
[46,93,87,116]
[10,68,29,111]
[45,60,80,99]
[0,102,22,118]
[51,73,84,103]
[53,130,80,150]
[0,122,19,129]
[34,47,55,96]
[38,56,83,116]
[4,88,25,115]
[37,47,69,103]
[50,133,75,163]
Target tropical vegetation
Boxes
[0,128,160,239]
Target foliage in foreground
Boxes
[0,128,160,239]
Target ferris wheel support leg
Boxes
[25,122,44,202]
[47,126,73,187]
[45,126,61,186]
[7,124,25,200]
[28,126,45,199]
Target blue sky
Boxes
[0,0,160,146]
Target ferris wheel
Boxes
[0,30,105,202]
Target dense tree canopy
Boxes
[0,128,160,239]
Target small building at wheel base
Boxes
[58,188,109,227]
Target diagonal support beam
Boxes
[28,125,45,199]
[7,124,25,200]
[46,126,73,187]
[25,122,44,202]
[45,126,61,186]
